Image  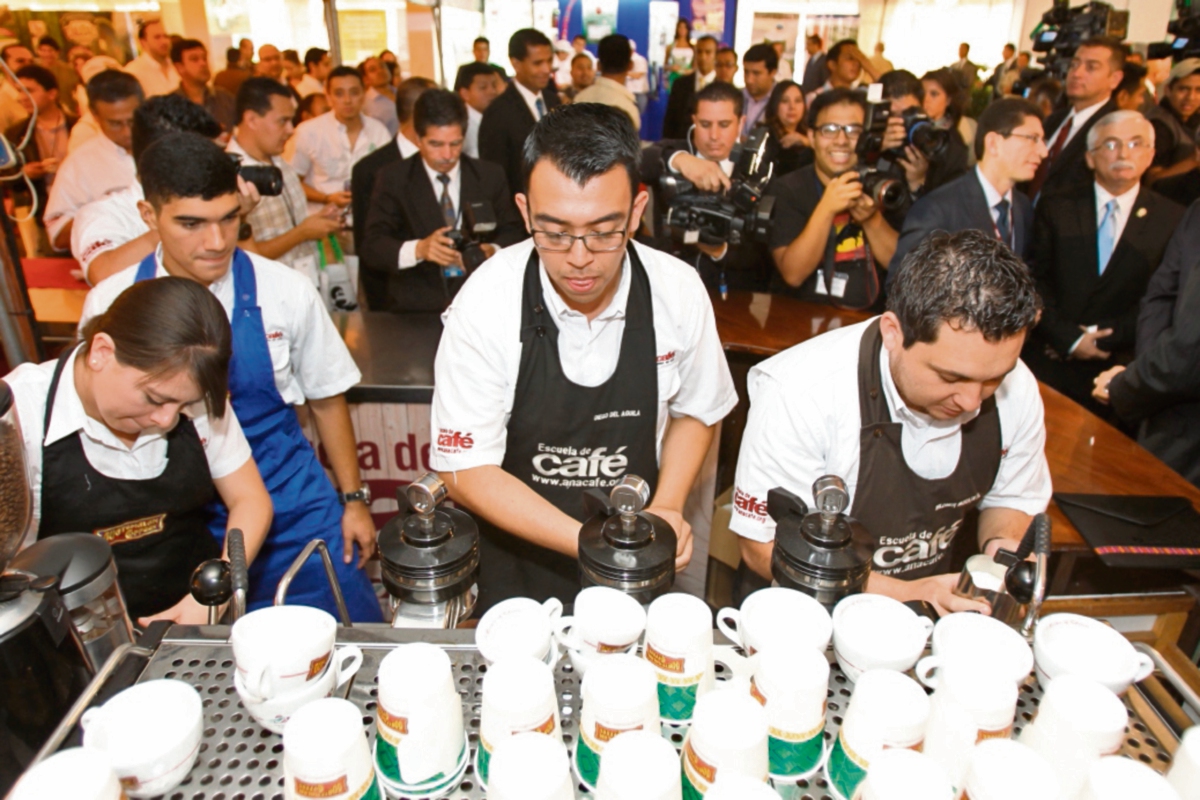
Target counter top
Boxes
[331,311,441,404]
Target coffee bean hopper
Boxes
[578,475,677,604]
[769,475,875,611]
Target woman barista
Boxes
[4,278,272,624]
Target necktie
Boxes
[535,96,546,119]
[994,198,1012,247]
[437,173,455,228]
[1028,115,1073,198]
[1097,198,1118,274]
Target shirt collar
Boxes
[1095,181,1139,215]
[422,158,460,191]
[43,346,168,452]
[878,336,980,433]
[538,250,632,324]
[152,243,235,295]
[1066,98,1108,128]
[974,165,1013,208]
[228,132,281,168]
[513,79,541,108]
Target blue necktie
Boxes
[535,96,546,119]
[994,198,1012,247]
[1097,198,1118,274]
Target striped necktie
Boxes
[437,173,455,228]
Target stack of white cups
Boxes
[962,739,1062,800]
[487,732,575,800]
[574,653,661,790]
[716,587,833,656]
[644,593,716,725]
[476,655,562,788]
[749,639,830,783]
[852,748,955,800]
[1078,756,1182,800]
[704,773,781,799]
[680,685,769,797]
[554,586,647,676]
[283,698,380,800]
[594,730,682,800]
[922,661,1018,794]
[1169,726,1200,799]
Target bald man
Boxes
[256,45,284,83]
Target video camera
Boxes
[1149,0,1200,62]
[658,127,776,248]
[853,100,938,213]
[1029,0,1129,79]
[445,200,497,272]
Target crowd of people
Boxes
[3,16,1200,621]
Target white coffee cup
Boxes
[1168,726,1200,799]
[488,732,575,800]
[704,773,780,799]
[1034,613,1155,694]
[750,640,829,782]
[644,592,716,724]
[477,655,562,788]
[680,685,770,798]
[1080,756,1183,800]
[594,729,683,800]
[575,653,661,790]
[922,661,1018,793]
[230,605,338,701]
[556,586,646,656]
[853,748,955,800]
[716,586,833,655]
[962,738,1062,800]
[832,594,933,682]
[374,643,466,790]
[283,697,379,800]
[826,669,931,800]
[236,644,362,734]
[477,597,563,665]
[917,612,1034,688]
[9,747,122,800]
[81,679,202,798]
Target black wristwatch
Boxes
[338,486,372,505]
[238,221,253,241]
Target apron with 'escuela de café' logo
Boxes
[472,246,660,614]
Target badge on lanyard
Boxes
[815,271,850,298]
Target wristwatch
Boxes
[238,221,253,241]
[338,486,372,505]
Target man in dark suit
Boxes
[888,98,1047,288]
[1026,111,1185,415]
[950,43,981,91]
[662,35,718,140]
[479,28,560,195]
[359,89,524,313]
[5,64,76,230]
[1024,37,1124,201]
[799,34,828,95]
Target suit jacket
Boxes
[350,139,403,309]
[799,53,828,95]
[1023,98,1118,201]
[1108,200,1200,486]
[5,110,77,224]
[478,81,561,195]
[359,154,525,313]
[888,169,1032,288]
[662,72,699,140]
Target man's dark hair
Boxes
[510,28,553,61]
[573,34,587,44]
[86,70,144,108]
[414,89,468,137]
[170,38,205,65]
[136,18,162,40]
[1079,36,1127,71]
[474,36,489,47]
[37,36,60,52]
[716,46,738,62]
[827,39,858,63]
[15,64,57,93]
[304,47,328,70]
[133,94,222,163]
[522,103,640,197]
[697,35,719,49]
[236,76,295,122]
[139,131,239,209]
[880,69,923,102]
[295,93,325,125]
[225,47,240,69]
[692,80,744,117]
[571,52,592,67]
[743,43,779,72]
[454,61,493,92]
[975,96,1043,160]
[807,86,866,128]
[888,230,1041,347]
[282,49,300,66]
[1,44,29,65]
[807,34,823,47]
[597,34,632,75]
[396,76,437,124]
[1117,62,1148,97]
[326,64,363,87]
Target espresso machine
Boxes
[578,475,677,604]
[769,475,875,611]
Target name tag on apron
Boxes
[815,271,849,298]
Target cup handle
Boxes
[542,597,564,623]
[1132,652,1155,684]
[553,615,585,652]
[918,616,935,641]
[715,608,743,649]
[333,644,364,687]
[915,654,942,689]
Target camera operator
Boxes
[767,88,899,310]
[879,69,968,197]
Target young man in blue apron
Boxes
[430,104,739,612]
[80,132,382,621]
[731,230,1052,617]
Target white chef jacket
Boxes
[71,184,146,283]
[124,52,180,98]
[287,111,392,216]
[43,133,136,248]
[430,238,739,472]
[730,318,1052,543]
[78,249,362,406]
[6,346,252,543]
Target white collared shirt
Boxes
[43,132,137,249]
[295,74,325,98]
[1049,98,1108,150]
[398,159,462,269]
[6,346,252,544]
[513,79,548,122]
[397,133,419,159]
[430,238,739,472]
[464,105,483,159]
[287,111,393,216]
[730,318,1052,543]
[694,70,717,93]
[78,249,362,405]
[1094,181,1139,250]
[70,184,146,283]
[123,52,180,98]
[975,165,1014,236]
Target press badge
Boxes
[814,272,849,298]
[294,254,320,288]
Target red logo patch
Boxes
[656,351,676,365]
[437,429,474,450]
[266,330,284,341]
[734,487,768,519]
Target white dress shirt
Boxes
[731,318,1052,543]
[70,184,146,283]
[124,52,180,97]
[43,133,136,249]
[975,165,1014,238]
[397,133,419,159]
[6,346,252,543]
[398,160,461,269]
[1094,181,1139,249]
[67,112,99,153]
[79,249,362,406]
[464,105,483,159]
[430,238,739,472]
[1048,98,1108,150]
[694,70,716,93]
[295,74,325,98]
[513,79,548,122]
[287,111,393,216]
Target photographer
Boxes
[767,88,899,310]
[359,89,523,313]
[880,69,968,196]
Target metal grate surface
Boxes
[135,627,1175,800]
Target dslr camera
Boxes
[1149,0,1200,62]
[226,153,284,197]
[444,200,497,273]
[1029,0,1128,79]
[658,127,776,247]
[852,100,948,212]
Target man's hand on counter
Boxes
[647,505,693,570]
[138,593,213,627]
[342,502,377,568]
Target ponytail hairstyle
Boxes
[80,277,232,418]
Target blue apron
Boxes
[134,250,382,621]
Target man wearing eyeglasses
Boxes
[1026,110,1184,415]
[430,103,738,611]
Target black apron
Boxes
[474,246,660,613]
[38,347,220,619]
[849,320,1003,579]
